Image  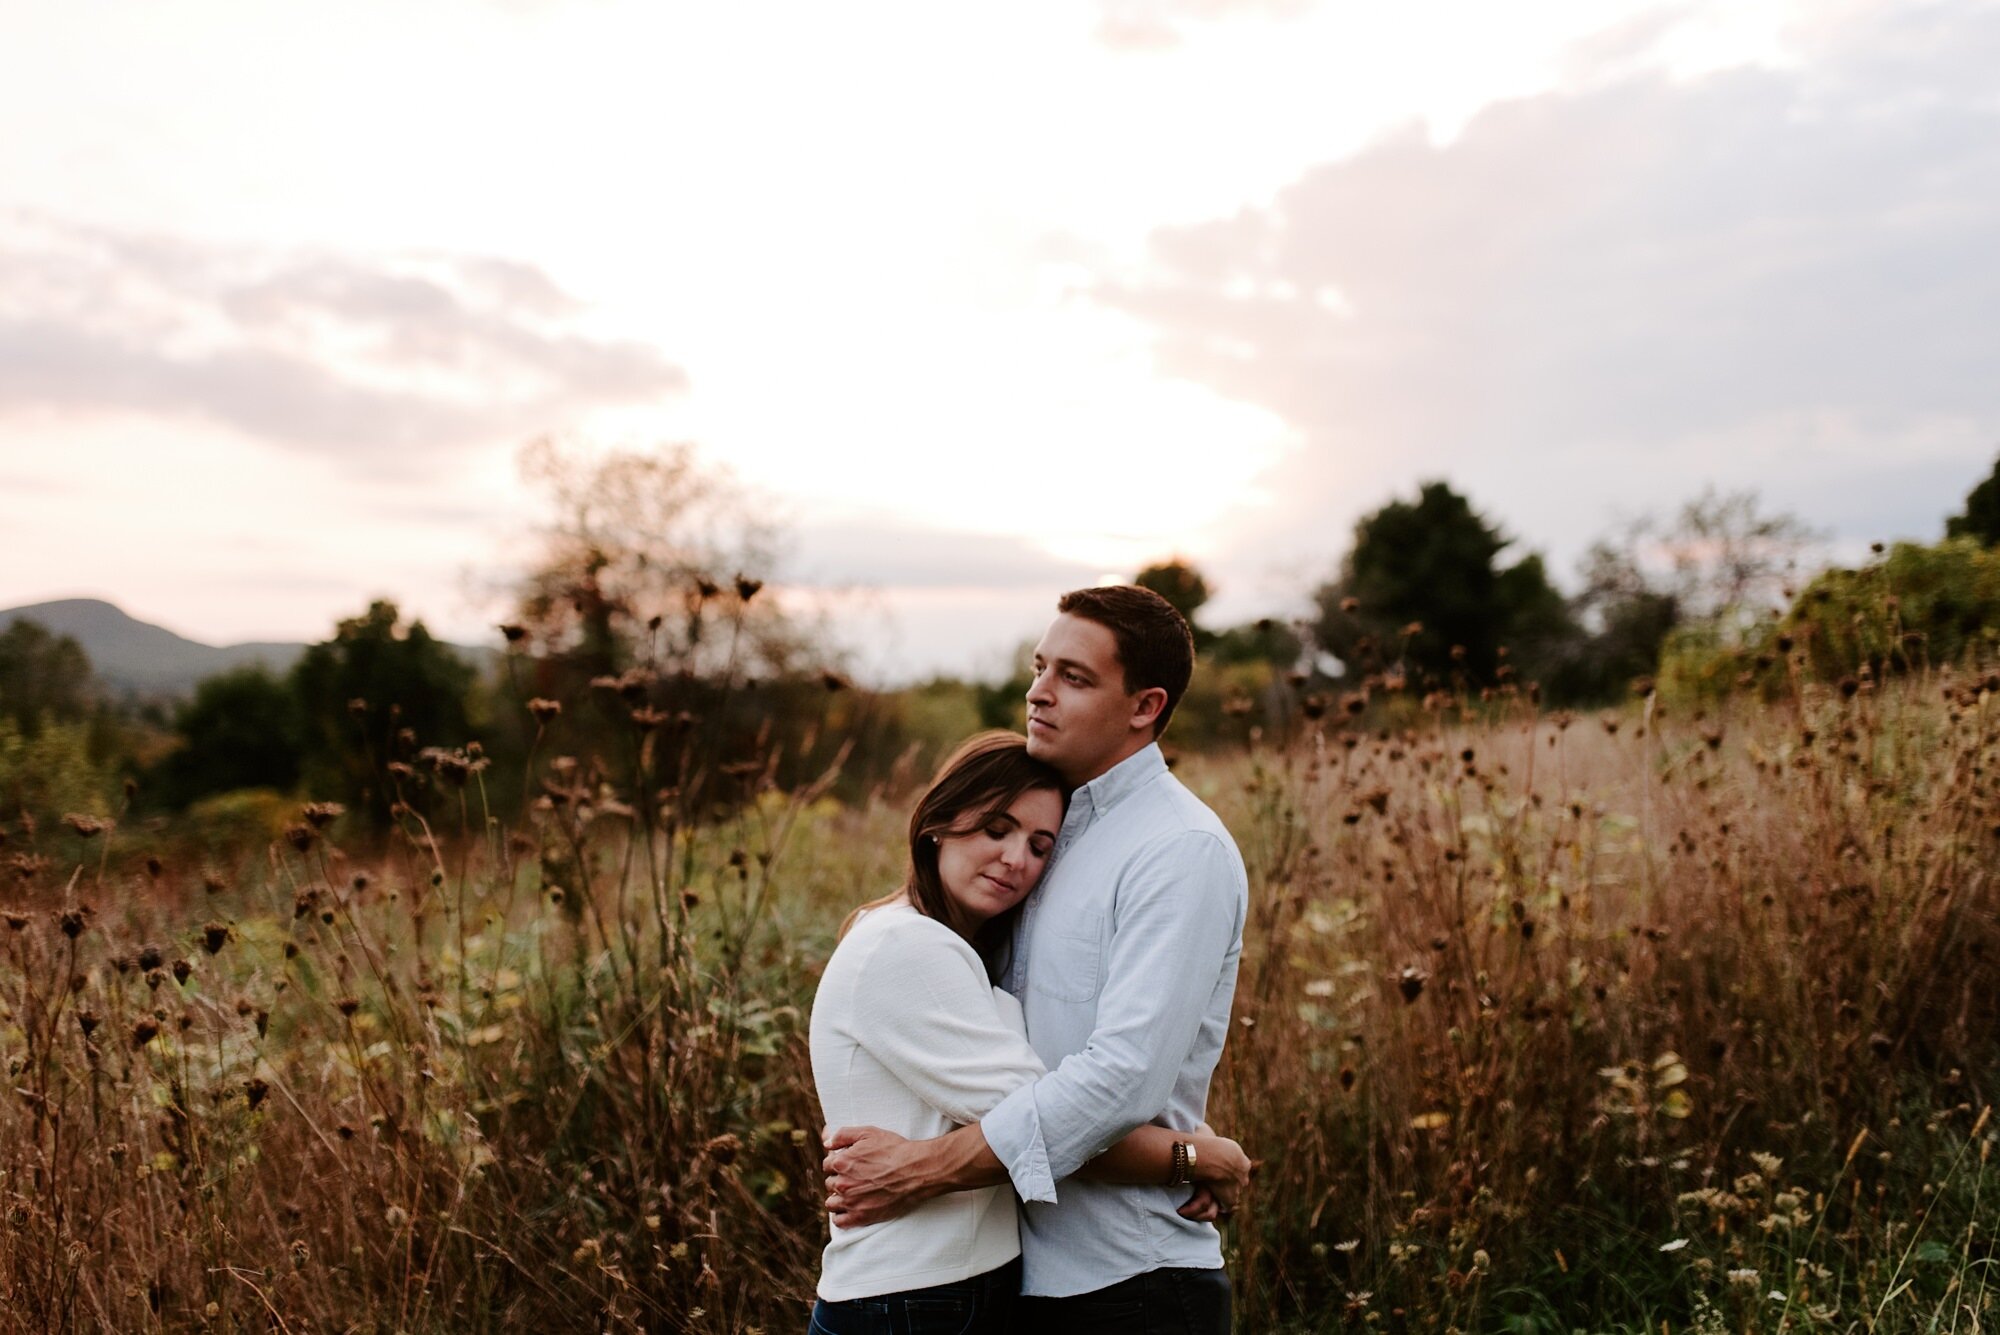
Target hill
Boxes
[0,598,491,698]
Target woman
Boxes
[808,730,1249,1335]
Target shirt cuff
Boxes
[981,1082,1057,1204]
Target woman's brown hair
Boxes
[840,730,1066,975]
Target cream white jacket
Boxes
[809,903,1044,1301]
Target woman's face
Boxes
[935,787,1064,928]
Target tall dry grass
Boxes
[1,663,1994,1332]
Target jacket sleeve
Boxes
[979,829,1244,1202]
[847,919,1047,1127]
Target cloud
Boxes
[1092,0,1312,51]
[790,517,1101,591]
[1096,0,2000,578]
[0,213,686,471]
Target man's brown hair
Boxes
[1056,584,1195,737]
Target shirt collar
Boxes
[1069,742,1166,824]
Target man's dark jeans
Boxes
[807,1257,1019,1335]
[1017,1266,1231,1335]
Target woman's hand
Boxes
[1173,1133,1250,1221]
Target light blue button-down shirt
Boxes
[979,742,1248,1298]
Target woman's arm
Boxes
[1076,1125,1251,1206]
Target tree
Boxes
[507,437,800,680]
[290,600,476,822]
[1634,487,1819,637]
[0,619,94,736]
[155,666,302,805]
[1946,451,2000,546]
[1134,559,1213,641]
[1312,482,1571,685]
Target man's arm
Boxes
[978,829,1243,1202]
[822,1123,1002,1228]
[823,1125,1251,1228]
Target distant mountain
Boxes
[0,598,493,699]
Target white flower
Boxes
[1659,1238,1689,1252]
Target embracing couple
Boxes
[808,585,1252,1335]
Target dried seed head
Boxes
[302,802,345,829]
[171,959,192,985]
[734,575,763,602]
[138,945,164,971]
[528,697,562,723]
[63,813,109,838]
[132,1018,160,1048]
[284,824,316,854]
[245,1078,269,1110]
[499,622,529,644]
[202,873,226,894]
[3,911,27,931]
[335,995,361,1018]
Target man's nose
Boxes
[1026,667,1053,704]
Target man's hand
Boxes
[821,1126,932,1229]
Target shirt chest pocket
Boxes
[1029,910,1104,1004]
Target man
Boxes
[822,584,1250,1334]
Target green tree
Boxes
[1134,559,1213,644]
[1312,482,1572,685]
[155,666,302,805]
[1946,451,2000,546]
[0,619,94,736]
[290,600,476,822]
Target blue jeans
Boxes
[1016,1266,1231,1335]
[808,1257,1019,1335]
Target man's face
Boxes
[1025,613,1152,785]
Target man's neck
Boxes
[1065,735,1155,788]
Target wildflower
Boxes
[1659,1238,1688,1252]
[704,1133,741,1165]
[1727,1269,1760,1288]
[1751,1152,1783,1177]
[132,1018,160,1048]
[284,824,316,854]
[335,996,361,1019]
[62,813,108,838]
[734,574,763,602]
[528,697,562,723]
[301,802,345,829]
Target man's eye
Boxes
[1064,672,1085,685]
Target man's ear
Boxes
[1128,686,1168,734]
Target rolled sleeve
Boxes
[980,829,1244,1201]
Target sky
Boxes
[2,0,1997,682]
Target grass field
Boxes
[1,667,1995,1332]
